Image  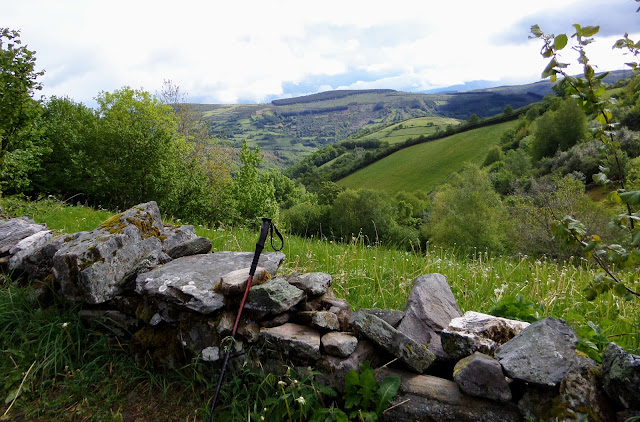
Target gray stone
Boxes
[260,323,321,360]
[297,311,340,331]
[0,218,47,255]
[136,251,285,314]
[202,346,220,362]
[287,272,332,296]
[442,311,530,360]
[8,231,65,279]
[397,273,462,361]
[321,293,353,331]
[453,352,512,403]
[165,233,212,258]
[260,312,292,328]
[349,308,435,373]
[361,308,405,327]
[378,367,521,422]
[245,277,306,315]
[316,340,377,392]
[495,317,578,387]
[602,342,640,410]
[237,322,261,343]
[518,355,614,422]
[321,332,358,358]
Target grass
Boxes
[338,120,520,193]
[1,196,639,419]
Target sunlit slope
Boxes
[337,120,519,193]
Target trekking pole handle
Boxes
[250,218,271,276]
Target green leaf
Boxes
[554,34,568,50]
[620,190,640,206]
[613,283,629,297]
[530,25,544,37]
[632,230,640,247]
[376,376,401,414]
[584,287,597,301]
[582,25,600,37]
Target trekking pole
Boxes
[206,217,283,422]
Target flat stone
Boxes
[165,236,212,258]
[287,272,332,296]
[495,317,578,387]
[378,367,521,422]
[218,267,269,295]
[245,277,306,315]
[0,218,48,255]
[397,273,462,361]
[260,323,321,360]
[453,352,512,403]
[602,342,640,410]
[136,251,285,314]
[442,311,530,360]
[349,308,435,373]
[322,332,358,358]
[8,230,62,279]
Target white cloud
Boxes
[4,0,639,105]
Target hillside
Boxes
[337,120,520,193]
[196,89,541,166]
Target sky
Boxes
[4,0,640,106]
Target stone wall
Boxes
[1,201,639,422]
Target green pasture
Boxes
[337,120,519,193]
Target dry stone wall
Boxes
[1,201,639,422]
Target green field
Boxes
[337,120,519,193]
[358,116,461,145]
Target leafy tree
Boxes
[33,96,97,198]
[87,87,187,210]
[428,164,508,252]
[227,140,278,227]
[0,28,46,193]
[530,99,588,160]
[531,22,640,299]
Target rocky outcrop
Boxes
[602,342,640,410]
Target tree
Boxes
[428,164,508,252]
[531,22,640,300]
[0,28,46,193]
[88,87,187,210]
[227,140,278,227]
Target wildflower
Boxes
[278,380,286,386]
[62,322,69,328]
[296,396,306,405]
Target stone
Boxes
[217,311,235,335]
[349,308,435,373]
[321,332,358,358]
[260,312,292,328]
[0,218,47,256]
[53,202,168,304]
[78,309,139,336]
[202,346,220,362]
[8,231,66,280]
[361,308,405,327]
[165,236,212,259]
[453,352,512,403]
[378,367,521,422]
[316,340,377,392]
[297,311,340,331]
[161,224,211,258]
[602,342,640,410]
[518,355,614,422]
[442,311,530,360]
[260,323,321,360]
[238,322,261,343]
[495,317,578,387]
[287,272,332,296]
[321,293,353,331]
[218,267,269,295]
[397,273,462,361]
[136,251,285,314]
[244,277,306,315]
